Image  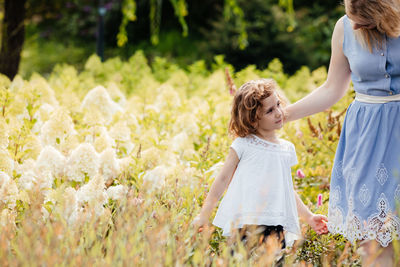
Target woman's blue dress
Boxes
[327,16,400,247]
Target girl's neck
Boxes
[255,130,279,144]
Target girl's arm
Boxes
[286,16,352,122]
[194,148,239,227]
[294,191,328,235]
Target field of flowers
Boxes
[0,52,362,265]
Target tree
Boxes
[0,0,27,80]
[0,0,294,80]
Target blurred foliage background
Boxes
[0,0,344,78]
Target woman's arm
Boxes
[194,148,239,227]
[286,16,352,122]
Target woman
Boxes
[285,0,400,265]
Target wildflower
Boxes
[36,145,66,177]
[66,143,99,182]
[296,130,303,138]
[317,194,323,207]
[296,169,306,178]
[106,185,128,201]
[130,196,144,206]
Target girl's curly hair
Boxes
[229,79,284,138]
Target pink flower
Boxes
[317,194,323,207]
[296,169,305,178]
[296,130,303,138]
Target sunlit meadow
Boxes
[1,52,388,266]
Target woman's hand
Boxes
[307,214,328,235]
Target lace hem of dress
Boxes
[328,194,400,247]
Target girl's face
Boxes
[256,93,283,133]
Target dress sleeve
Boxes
[290,143,298,167]
[230,137,245,159]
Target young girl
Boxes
[193,79,328,258]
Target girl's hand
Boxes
[307,214,328,235]
[192,215,208,232]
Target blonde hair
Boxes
[229,79,284,138]
[345,0,400,51]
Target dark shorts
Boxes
[238,225,286,249]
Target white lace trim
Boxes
[245,135,292,152]
[328,193,400,247]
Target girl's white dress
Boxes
[213,134,301,244]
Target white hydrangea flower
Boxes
[0,150,14,177]
[154,84,181,109]
[0,171,19,209]
[84,126,115,153]
[76,174,107,217]
[106,185,128,201]
[15,159,36,176]
[99,148,120,180]
[20,135,42,161]
[0,209,16,228]
[94,131,116,153]
[62,187,79,225]
[40,108,76,148]
[174,113,200,137]
[0,118,9,150]
[18,170,37,191]
[190,96,210,116]
[118,156,135,176]
[213,101,230,121]
[28,74,59,106]
[66,143,99,182]
[36,170,54,191]
[36,146,66,177]
[107,82,126,106]
[109,121,131,143]
[32,103,55,133]
[142,165,169,190]
[170,131,194,153]
[109,121,134,155]
[81,85,122,124]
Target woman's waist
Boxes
[354,92,400,103]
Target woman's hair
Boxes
[229,78,284,138]
[345,0,400,52]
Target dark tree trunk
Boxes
[0,0,26,80]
